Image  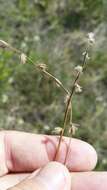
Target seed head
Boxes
[20,53,27,64]
[69,123,80,135]
[74,65,83,73]
[52,127,62,135]
[37,63,47,71]
[75,83,82,93]
[88,32,95,44]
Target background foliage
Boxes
[0,0,107,170]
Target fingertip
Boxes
[34,161,71,190]
[85,142,98,171]
[64,138,98,171]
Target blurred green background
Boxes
[0,0,107,170]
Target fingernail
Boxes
[31,161,71,190]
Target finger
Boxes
[0,131,97,176]
[0,172,107,190]
[1,172,107,190]
[0,173,28,190]
[8,162,71,190]
[72,172,107,190]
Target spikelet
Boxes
[37,63,47,71]
[88,32,95,44]
[75,83,82,93]
[74,65,83,73]
[52,127,62,135]
[20,53,27,64]
[69,123,80,135]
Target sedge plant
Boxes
[0,32,95,166]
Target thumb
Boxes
[8,162,71,190]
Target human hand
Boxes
[0,131,106,190]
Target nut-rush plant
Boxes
[0,32,95,165]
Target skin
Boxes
[0,131,106,190]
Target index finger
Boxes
[0,131,97,176]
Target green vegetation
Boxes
[0,0,107,170]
